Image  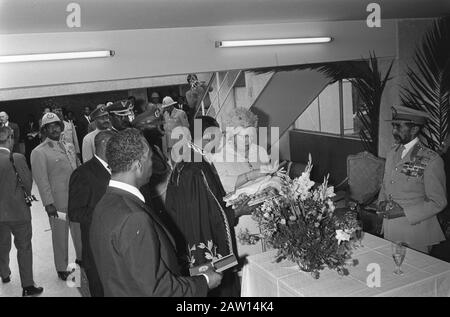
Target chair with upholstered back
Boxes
[347,151,385,205]
[335,151,385,235]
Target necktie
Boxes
[400,145,407,159]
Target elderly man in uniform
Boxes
[377,106,447,253]
[31,113,82,280]
[106,99,135,132]
[82,105,110,163]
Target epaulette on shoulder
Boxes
[424,148,438,159]
[418,143,438,159]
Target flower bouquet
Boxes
[238,155,359,279]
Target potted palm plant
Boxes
[400,17,450,151]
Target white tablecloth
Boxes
[241,233,450,297]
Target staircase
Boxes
[195,68,331,160]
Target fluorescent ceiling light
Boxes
[0,50,114,63]
[216,37,332,48]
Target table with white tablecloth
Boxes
[241,233,450,297]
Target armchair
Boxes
[334,151,385,236]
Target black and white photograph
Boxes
[0,0,450,300]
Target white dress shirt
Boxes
[401,137,419,159]
[94,155,111,174]
[109,180,145,203]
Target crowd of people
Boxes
[1,76,450,297]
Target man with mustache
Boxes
[378,106,447,253]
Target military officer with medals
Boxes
[378,106,447,253]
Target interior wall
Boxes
[377,18,434,158]
[0,20,397,95]
[289,130,364,184]
[250,69,330,137]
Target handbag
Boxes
[9,153,38,207]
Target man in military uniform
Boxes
[378,106,447,253]
[82,105,110,163]
[106,99,135,132]
[31,113,82,280]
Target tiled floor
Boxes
[0,184,80,297]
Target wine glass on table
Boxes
[391,241,407,276]
[355,220,364,247]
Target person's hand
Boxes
[376,201,405,219]
[203,269,223,290]
[385,201,405,219]
[232,196,254,217]
[45,204,58,218]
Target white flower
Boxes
[263,212,270,218]
[289,215,297,221]
[280,218,286,225]
[325,186,336,198]
[335,229,351,245]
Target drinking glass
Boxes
[355,221,364,247]
[391,241,407,275]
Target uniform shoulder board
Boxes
[425,148,438,159]
[418,144,438,159]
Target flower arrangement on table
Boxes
[235,155,360,279]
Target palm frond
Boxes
[400,17,450,151]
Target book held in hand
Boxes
[189,253,238,276]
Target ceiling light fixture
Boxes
[0,50,115,63]
[215,37,332,48]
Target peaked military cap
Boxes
[90,104,109,120]
[132,104,163,130]
[106,100,134,116]
[387,105,430,125]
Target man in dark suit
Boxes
[0,111,21,153]
[68,130,115,297]
[77,106,91,150]
[90,128,222,296]
[0,127,43,296]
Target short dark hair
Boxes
[106,128,149,174]
[190,116,219,137]
[0,126,12,145]
[94,130,115,154]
